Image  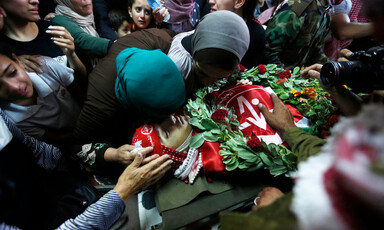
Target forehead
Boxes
[132,0,150,6]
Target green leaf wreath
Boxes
[185,64,337,177]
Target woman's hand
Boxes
[46,25,75,56]
[18,54,43,73]
[113,147,173,202]
[152,7,169,24]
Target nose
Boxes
[139,10,145,18]
[30,0,39,4]
[208,0,215,5]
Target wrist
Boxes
[104,147,116,162]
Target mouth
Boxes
[29,8,39,14]
[210,8,217,12]
[17,86,29,97]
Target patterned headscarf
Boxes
[191,10,250,61]
[54,0,99,37]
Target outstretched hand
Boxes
[46,26,75,56]
[153,7,169,24]
[113,147,173,202]
[258,93,296,135]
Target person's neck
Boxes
[3,19,39,42]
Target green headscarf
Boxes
[115,48,186,117]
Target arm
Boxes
[264,10,302,67]
[331,13,373,41]
[258,94,325,162]
[52,15,113,58]
[46,25,87,78]
[0,109,65,171]
[59,148,172,229]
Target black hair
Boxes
[194,48,239,71]
[0,42,16,61]
[108,9,133,31]
[243,0,258,20]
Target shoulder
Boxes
[333,0,352,15]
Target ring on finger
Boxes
[254,196,260,206]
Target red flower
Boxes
[276,78,287,85]
[257,64,266,74]
[237,64,246,72]
[211,109,228,121]
[206,91,220,101]
[278,69,291,79]
[321,115,340,138]
[247,136,262,150]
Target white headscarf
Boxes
[54,0,99,38]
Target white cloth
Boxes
[167,30,194,79]
[0,57,81,138]
[0,116,12,151]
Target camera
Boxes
[320,46,384,92]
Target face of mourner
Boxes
[128,0,152,30]
[70,0,93,17]
[0,55,34,103]
[0,0,39,22]
[155,115,193,151]
[193,61,233,86]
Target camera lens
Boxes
[320,61,339,87]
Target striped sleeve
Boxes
[56,190,125,229]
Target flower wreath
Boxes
[185,64,337,177]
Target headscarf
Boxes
[132,124,187,171]
[54,0,99,37]
[115,48,186,118]
[191,10,250,61]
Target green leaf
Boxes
[247,162,264,172]
[201,118,219,129]
[189,117,206,130]
[211,129,221,134]
[219,150,233,156]
[279,92,290,100]
[260,152,273,166]
[269,165,288,176]
[226,160,239,171]
[293,67,300,75]
[203,131,219,142]
[189,133,205,149]
[238,149,256,160]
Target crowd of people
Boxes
[0,0,383,229]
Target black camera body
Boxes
[320,46,384,92]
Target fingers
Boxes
[300,64,323,79]
[339,49,353,59]
[152,7,160,13]
[129,151,144,168]
[308,70,320,79]
[18,55,43,73]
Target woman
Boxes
[209,0,266,69]
[167,10,250,98]
[0,0,86,77]
[52,0,113,71]
[128,0,169,32]
[0,44,83,147]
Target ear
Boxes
[128,7,132,18]
[234,0,245,10]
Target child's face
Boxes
[116,20,132,38]
[128,0,152,30]
[155,115,192,151]
[0,55,33,102]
